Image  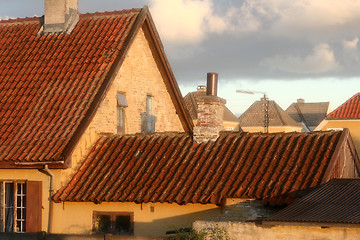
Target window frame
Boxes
[93,211,134,235]
[0,180,26,233]
[0,180,42,233]
[116,92,128,134]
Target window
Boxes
[146,94,155,133]
[117,93,128,134]
[93,212,133,235]
[0,181,42,233]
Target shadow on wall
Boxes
[135,200,280,238]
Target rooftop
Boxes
[53,130,356,206]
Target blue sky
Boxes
[1,0,359,115]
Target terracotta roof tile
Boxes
[53,130,351,205]
[0,9,143,166]
[327,93,360,119]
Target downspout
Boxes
[43,164,54,233]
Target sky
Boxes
[1,0,359,116]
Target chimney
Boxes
[43,0,79,34]
[193,73,225,143]
[206,73,218,96]
[297,98,305,104]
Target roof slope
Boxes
[264,179,360,226]
[183,91,238,123]
[54,130,350,205]
[0,7,191,168]
[239,99,303,128]
[327,93,360,119]
[286,101,329,130]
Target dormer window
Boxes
[117,93,128,134]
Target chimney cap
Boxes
[297,98,305,104]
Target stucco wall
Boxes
[51,199,275,237]
[194,221,360,240]
[0,169,50,232]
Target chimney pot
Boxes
[206,73,218,96]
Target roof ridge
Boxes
[0,16,41,25]
[80,8,142,19]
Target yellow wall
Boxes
[241,126,303,133]
[51,199,271,237]
[0,169,50,232]
[317,120,360,158]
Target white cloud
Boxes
[261,43,341,74]
[149,0,227,45]
[343,37,359,50]
[149,0,360,45]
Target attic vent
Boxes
[41,0,79,35]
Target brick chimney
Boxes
[193,73,226,143]
[43,0,79,34]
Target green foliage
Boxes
[169,225,230,240]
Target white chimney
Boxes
[43,0,79,34]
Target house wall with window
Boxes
[51,199,273,237]
[0,170,48,233]
[89,26,184,135]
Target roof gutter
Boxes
[14,161,64,166]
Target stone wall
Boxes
[193,96,226,143]
[194,221,360,240]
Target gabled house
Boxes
[316,92,360,158]
[183,73,240,132]
[53,129,360,237]
[0,0,192,234]
[286,98,330,132]
[239,97,303,133]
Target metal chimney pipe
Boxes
[206,73,218,96]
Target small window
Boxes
[146,94,155,133]
[1,181,26,232]
[93,212,133,235]
[117,93,127,134]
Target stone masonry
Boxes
[193,95,226,143]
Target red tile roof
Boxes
[263,179,360,226]
[327,93,360,119]
[53,130,357,205]
[0,7,192,168]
